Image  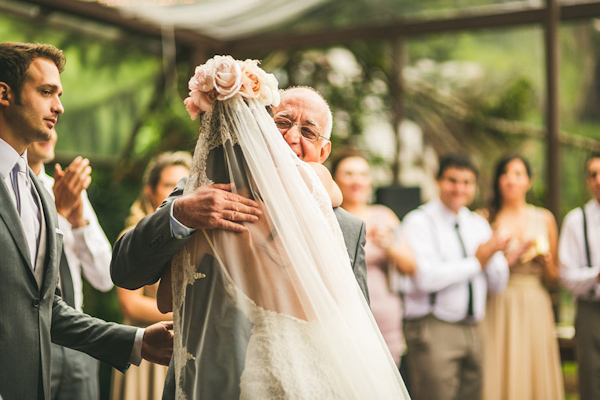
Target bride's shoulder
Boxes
[306,162,331,180]
[306,162,342,207]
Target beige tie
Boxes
[12,157,41,268]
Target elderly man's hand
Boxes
[141,321,174,366]
[173,184,262,232]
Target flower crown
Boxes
[184,55,280,120]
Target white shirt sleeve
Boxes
[559,207,600,299]
[70,190,113,292]
[170,200,195,239]
[484,250,510,294]
[129,328,145,366]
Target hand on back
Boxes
[173,183,262,232]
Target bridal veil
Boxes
[169,56,410,399]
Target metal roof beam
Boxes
[228,1,600,54]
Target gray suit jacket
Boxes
[0,170,137,400]
[111,176,369,400]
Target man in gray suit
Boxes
[0,42,173,400]
[111,87,368,399]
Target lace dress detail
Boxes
[231,285,346,400]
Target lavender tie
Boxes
[11,158,41,268]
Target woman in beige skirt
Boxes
[111,152,191,400]
[480,154,564,400]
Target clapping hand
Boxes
[533,251,552,268]
[141,321,174,366]
[53,157,92,228]
[368,226,394,251]
[476,230,510,269]
[505,240,535,267]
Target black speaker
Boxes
[375,186,422,220]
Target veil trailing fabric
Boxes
[170,56,410,400]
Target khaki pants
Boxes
[404,315,482,400]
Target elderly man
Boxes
[110,86,368,399]
[559,152,600,400]
[0,42,172,400]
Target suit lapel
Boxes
[0,177,36,277]
[29,171,59,297]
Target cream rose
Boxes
[212,56,243,101]
[258,73,280,107]
[239,59,262,99]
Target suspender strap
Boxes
[582,206,592,268]
[418,206,439,307]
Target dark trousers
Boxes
[50,343,99,400]
[575,300,600,400]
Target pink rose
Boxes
[190,88,216,113]
[184,96,202,120]
[189,60,216,93]
[212,56,242,100]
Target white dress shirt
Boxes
[0,139,26,220]
[0,140,42,268]
[559,199,600,300]
[399,198,509,323]
[37,167,113,311]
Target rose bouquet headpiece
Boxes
[184,55,280,120]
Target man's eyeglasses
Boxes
[274,118,328,142]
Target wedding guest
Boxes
[331,149,416,366]
[27,129,113,400]
[399,153,509,400]
[480,154,563,400]
[559,152,600,400]
[111,151,191,400]
[0,41,172,400]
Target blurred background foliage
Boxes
[3,3,600,397]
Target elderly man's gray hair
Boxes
[280,86,333,139]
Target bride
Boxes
[157,56,410,400]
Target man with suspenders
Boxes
[559,152,600,400]
[399,153,509,400]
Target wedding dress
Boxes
[235,160,350,400]
[170,56,410,400]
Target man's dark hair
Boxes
[437,152,478,179]
[0,42,65,101]
[586,151,600,176]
